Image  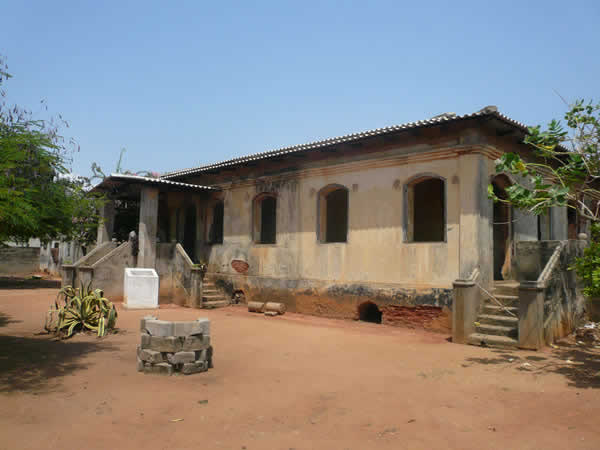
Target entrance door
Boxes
[183,205,197,262]
[492,175,513,280]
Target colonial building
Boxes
[65,106,588,349]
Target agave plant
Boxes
[46,282,118,338]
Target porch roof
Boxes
[92,174,219,197]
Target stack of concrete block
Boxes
[137,316,213,375]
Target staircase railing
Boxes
[172,244,203,308]
[517,240,585,349]
[452,267,481,344]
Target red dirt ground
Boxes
[1,287,600,450]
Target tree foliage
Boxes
[0,56,105,245]
[489,99,600,223]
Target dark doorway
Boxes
[209,202,224,244]
[183,205,196,261]
[358,302,382,324]
[492,175,512,280]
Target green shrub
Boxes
[573,223,600,298]
[45,282,117,338]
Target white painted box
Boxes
[124,268,159,309]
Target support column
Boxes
[96,200,115,244]
[452,277,480,344]
[458,152,492,287]
[513,208,538,242]
[190,268,204,308]
[550,206,568,240]
[138,187,159,268]
[518,282,545,350]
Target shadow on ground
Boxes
[463,344,600,389]
[0,312,22,328]
[0,333,119,393]
[0,277,61,290]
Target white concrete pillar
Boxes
[96,200,115,244]
[138,187,159,268]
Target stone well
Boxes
[137,316,213,375]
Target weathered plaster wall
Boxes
[0,247,40,275]
[200,144,501,329]
[515,240,586,346]
[89,242,136,302]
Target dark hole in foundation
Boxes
[358,301,382,324]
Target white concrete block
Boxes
[124,268,159,309]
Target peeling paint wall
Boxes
[196,141,498,330]
[171,125,570,328]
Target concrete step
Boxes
[202,300,230,309]
[477,314,519,327]
[202,288,219,295]
[485,294,519,307]
[202,291,226,301]
[483,304,519,316]
[467,333,519,348]
[475,323,518,338]
[492,281,519,296]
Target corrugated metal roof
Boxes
[94,173,219,191]
[161,107,530,180]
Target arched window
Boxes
[253,193,277,244]
[318,185,349,243]
[404,175,445,242]
[207,201,224,244]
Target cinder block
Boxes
[195,346,213,363]
[140,315,157,332]
[167,351,196,365]
[182,335,211,351]
[144,362,174,376]
[182,361,208,375]
[172,318,210,337]
[142,335,184,352]
[144,319,175,337]
[136,356,144,372]
[139,348,166,364]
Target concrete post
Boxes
[518,282,545,350]
[452,278,480,344]
[458,153,492,286]
[190,268,204,308]
[138,187,159,268]
[96,200,115,245]
[61,265,75,288]
[550,206,568,240]
[78,267,94,288]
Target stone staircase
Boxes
[467,281,520,348]
[201,278,230,309]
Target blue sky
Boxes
[2,1,599,176]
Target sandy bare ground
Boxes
[0,287,599,450]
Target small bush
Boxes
[573,223,600,298]
[45,282,117,338]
